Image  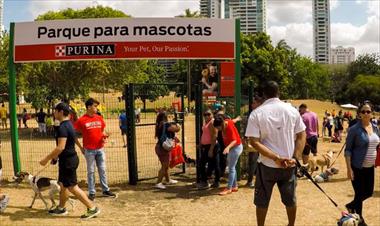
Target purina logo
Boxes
[55,44,115,57]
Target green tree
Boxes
[347,53,380,81]
[347,74,380,104]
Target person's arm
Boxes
[75,137,85,155]
[249,137,288,167]
[208,122,218,158]
[344,127,355,180]
[232,116,242,124]
[40,137,66,166]
[293,131,306,160]
[168,123,181,133]
[223,140,237,155]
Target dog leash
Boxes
[295,159,339,208]
[329,142,346,168]
[34,163,50,177]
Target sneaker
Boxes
[211,182,220,188]
[48,206,68,216]
[246,182,255,188]
[88,194,95,201]
[0,195,9,213]
[102,190,117,198]
[154,183,166,190]
[81,207,100,219]
[164,179,178,185]
[197,182,210,190]
[232,187,238,192]
[219,188,232,196]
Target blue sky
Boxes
[3,0,379,56]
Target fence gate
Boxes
[125,83,187,184]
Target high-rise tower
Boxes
[313,0,331,64]
[225,0,266,34]
[200,0,222,18]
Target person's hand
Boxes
[285,158,297,168]
[223,147,230,155]
[208,150,214,158]
[39,158,49,166]
[274,155,288,168]
[347,167,354,180]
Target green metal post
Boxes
[234,19,242,180]
[125,84,138,185]
[8,23,21,174]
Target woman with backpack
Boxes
[154,111,180,190]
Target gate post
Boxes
[8,22,21,175]
[125,84,138,185]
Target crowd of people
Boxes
[0,81,379,226]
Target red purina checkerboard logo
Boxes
[55,45,66,57]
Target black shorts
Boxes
[58,155,79,188]
[303,136,318,155]
[120,128,127,135]
[254,163,297,208]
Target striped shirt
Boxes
[362,132,379,167]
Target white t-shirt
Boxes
[245,98,306,168]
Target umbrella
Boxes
[340,104,358,109]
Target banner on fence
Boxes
[14,18,235,62]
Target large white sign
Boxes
[14,18,236,62]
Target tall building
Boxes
[226,0,266,34]
[330,46,355,64]
[312,0,331,64]
[200,0,222,18]
[201,0,266,34]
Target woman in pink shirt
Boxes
[199,110,219,189]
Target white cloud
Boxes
[267,1,311,25]
[268,23,313,57]
[28,0,199,19]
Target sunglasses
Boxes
[203,113,211,116]
[360,110,372,114]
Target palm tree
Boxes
[177,8,201,18]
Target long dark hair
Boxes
[155,111,168,138]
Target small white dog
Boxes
[13,172,74,210]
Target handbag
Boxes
[169,145,185,168]
[375,144,380,167]
[160,123,175,151]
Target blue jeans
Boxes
[227,144,243,189]
[84,149,110,195]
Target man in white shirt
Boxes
[245,81,306,226]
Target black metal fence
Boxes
[1,93,130,184]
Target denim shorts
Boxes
[254,163,297,208]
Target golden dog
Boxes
[308,150,335,175]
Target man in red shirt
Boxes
[74,98,116,201]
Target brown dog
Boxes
[308,150,335,175]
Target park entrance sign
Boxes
[9,18,241,184]
[14,18,235,62]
